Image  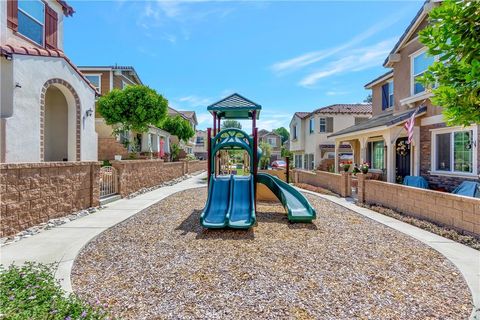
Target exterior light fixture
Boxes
[85,108,93,117]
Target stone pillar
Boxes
[357,173,366,203]
[90,162,101,207]
[340,172,351,197]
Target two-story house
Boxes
[193,129,208,160]
[330,0,479,190]
[258,129,282,163]
[167,108,197,156]
[0,0,98,162]
[79,65,171,161]
[289,104,372,170]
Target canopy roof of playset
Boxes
[207,93,261,119]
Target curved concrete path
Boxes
[0,172,208,292]
[298,188,480,319]
[1,173,478,318]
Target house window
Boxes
[309,118,314,133]
[267,137,276,147]
[18,0,45,46]
[303,154,314,170]
[121,80,128,89]
[319,118,326,133]
[85,75,101,93]
[196,137,204,145]
[295,154,302,168]
[354,117,368,125]
[293,125,298,140]
[381,81,394,110]
[412,50,434,95]
[433,128,476,174]
[368,140,384,170]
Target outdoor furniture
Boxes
[403,176,429,189]
[452,181,480,198]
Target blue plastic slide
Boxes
[200,175,256,229]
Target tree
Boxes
[259,142,271,169]
[159,115,195,142]
[273,127,289,144]
[97,85,168,135]
[221,120,242,129]
[363,94,372,103]
[419,0,480,126]
[280,145,292,159]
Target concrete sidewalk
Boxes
[298,188,480,320]
[0,172,207,292]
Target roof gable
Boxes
[207,93,261,119]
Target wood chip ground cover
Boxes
[72,188,472,319]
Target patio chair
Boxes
[451,181,480,198]
[403,176,429,189]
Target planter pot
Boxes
[361,169,368,174]
[114,155,122,161]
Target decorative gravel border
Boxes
[72,188,472,319]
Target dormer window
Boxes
[18,0,45,46]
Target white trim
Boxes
[120,74,136,86]
[400,91,433,107]
[429,171,479,179]
[410,48,428,96]
[331,125,388,140]
[17,0,45,47]
[109,71,113,91]
[84,74,102,94]
[365,72,393,89]
[430,125,478,176]
[421,114,445,126]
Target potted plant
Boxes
[340,162,350,172]
[352,164,360,175]
[360,162,370,174]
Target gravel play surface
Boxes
[72,188,472,319]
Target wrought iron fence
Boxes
[99,166,118,198]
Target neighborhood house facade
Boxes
[168,108,198,156]
[329,0,479,191]
[79,65,172,161]
[289,104,372,170]
[0,0,98,163]
[258,129,282,162]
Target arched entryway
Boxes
[40,79,81,161]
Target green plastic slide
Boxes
[256,173,316,223]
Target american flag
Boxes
[404,108,419,144]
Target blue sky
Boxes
[65,0,423,131]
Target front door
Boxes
[395,137,411,184]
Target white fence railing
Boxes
[99,166,118,198]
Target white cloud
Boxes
[325,90,350,96]
[178,95,213,106]
[299,39,396,87]
[271,10,408,75]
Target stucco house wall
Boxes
[2,55,97,162]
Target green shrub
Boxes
[0,262,110,320]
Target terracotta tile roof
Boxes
[294,112,310,119]
[0,44,98,94]
[313,103,372,114]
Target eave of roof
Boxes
[364,70,394,89]
[383,0,430,67]
[78,65,143,85]
[208,93,261,119]
[328,106,427,139]
[1,45,98,95]
[56,0,75,16]
[312,103,372,115]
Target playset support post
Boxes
[286,156,290,183]
[207,128,212,186]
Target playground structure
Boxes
[200,93,316,229]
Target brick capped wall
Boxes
[186,160,207,174]
[111,160,187,197]
[360,178,480,237]
[420,123,480,191]
[294,169,350,197]
[1,162,101,237]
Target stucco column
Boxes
[359,137,367,164]
[413,126,420,176]
[383,131,396,183]
[334,140,340,173]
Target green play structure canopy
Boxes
[207,93,261,119]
